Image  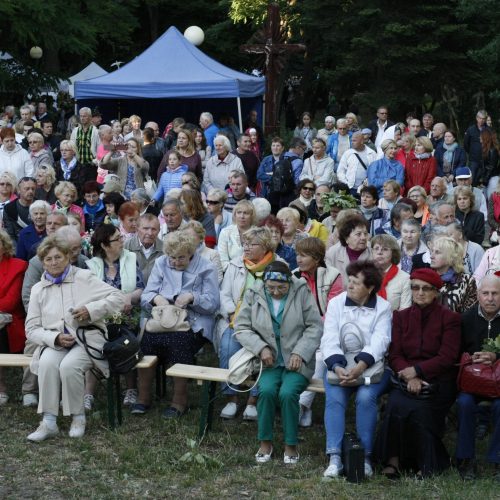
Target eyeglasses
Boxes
[265,284,290,294]
[182,181,191,185]
[206,200,221,205]
[0,183,9,186]
[410,285,436,292]
[169,255,189,263]
[242,242,261,248]
[302,187,315,192]
[337,127,347,131]
[109,235,124,243]
[28,140,42,144]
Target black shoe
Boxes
[458,459,477,480]
[162,406,186,419]
[476,423,488,439]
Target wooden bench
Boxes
[166,363,325,439]
[0,354,158,429]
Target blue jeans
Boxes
[218,327,258,397]
[324,368,390,456]
[456,392,500,464]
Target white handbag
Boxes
[227,347,263,393]
[326,322,385,386]
[145,305,190,333]
[143,176,157,198]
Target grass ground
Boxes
[0,349,498,500]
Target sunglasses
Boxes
[410,285,436,292]
[206,200,221,205]
[302,187,315,192]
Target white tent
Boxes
[64,62,108,97]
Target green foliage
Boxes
[482,334,500,353]
[321,190,358,211]
[176,439,223,469]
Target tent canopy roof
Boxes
[75,27,265,100]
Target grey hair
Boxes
[252,197,271,224]
[429,200,454,216]
[29,200,51,215]
[79,107,92,116]
[336,118,347,127]
[55,226,81,243]
[162,197,182,211]
[214,134,232,152]
[131,188,151,205]
[207,188,227,203]
[200,112,214,124]
[477,273,500,290]
[98,124,112,137]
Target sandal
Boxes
[382,464,401,480]
[162,406,186,419]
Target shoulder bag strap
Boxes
[353,153,368,170]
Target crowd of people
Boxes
[0,102,498,482]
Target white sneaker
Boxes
[69,418,86,438]
[0,392,8,406]
[27,422,59,442]
[83,394,94,411]
[323,454,343,478]
[299,407,312,427]
[242,404,258,421]
[123,389,138,406]
[22,393,38,407]
[364,459,373,478]
[220,402,238,419]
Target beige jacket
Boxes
[103,155,149,193]
[384,268,412,311]
[25,266,125,378]
[234,279,323,380]
[325,243,372,288]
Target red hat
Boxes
[410,268,443,289]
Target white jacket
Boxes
[337,147,377,189]
[321,292,392,368]
[299,155,336,185]
[217,224,243,272]
[384,268,412,311]
[0,145,34,180]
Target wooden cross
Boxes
[240,2,305,134]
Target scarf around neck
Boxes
[243,251,274,278]
[378,264,399,300]
[44,265,71,284]
[360,205,378,220]
[60,157,78,180]
[440,268,457,284]
[415,152,431,160]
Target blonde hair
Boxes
[277,207,300,224]
[181,220,205,242]
[408,185,427,198]
[416,136,433,153]
[233,200,256,225]
[454,185,475,207]
[242,226,274,253]
[54,181,77,200]
[0,171,18,194]
[37,234,71,261]
[163,230,197,257]
[0,229,14,257]
[432,236,464,273]
[36,164,56,185]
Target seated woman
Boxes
[25,235,124,441]
[430,235,477,313]
[206,188,231,241]
[179,189,216,248]
[289,200,329,243]
[377,268,461,478]
[262,214,297,270]
[293,237,343,427]
[378,180,402,211]
[52,181,85,229]
[234,261,322,464]
[34,164,57,204]
[446,222,484,275]
[326,213,372,286]
[408,185,430,227]
[359,185,387,236]
[0,230,28,405]
[218,200,256,272]
[454,185,485,245]
[16,201,50,261]
[399,218,429,274]
[321,261,392,478]
[130,188,159,217]
[82,181,106,233]
[294,179,317,208]
[136,231,219,417]
[371,234,411,311]
[0,172,18,229]
[218,227,278,421]
[455,274,500,480]
[118,201,140,240]
[102,192,126,228]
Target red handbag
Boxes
[457,352,500,398]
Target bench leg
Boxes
[198,380,216,440]
[107,377,116,429]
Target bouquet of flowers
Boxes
[482,334,500,353]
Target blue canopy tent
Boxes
[75,26,265,131]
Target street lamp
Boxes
[184,26,204,46]
[29,46,43,59]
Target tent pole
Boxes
[237,98,243,133]
[262,98,266,133]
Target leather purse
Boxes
[327,322,385,386]
[457,352,500,398]
[145,305,190,333]
[227,347,263,393]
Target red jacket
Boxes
[395,148,415,170]
[404,156,437,195]
[389,300,461,382]
[0,257,28,352]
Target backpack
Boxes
[270,157,295,194]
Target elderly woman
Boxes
[294,179,317,208]
[399,218,429,273]
[218,227,279,420]
[118,201,140,240]
[34,164,57,203]
[136,231,219,417]
[299,138,336,186]
[0,127,34,180]
[446,222,484,275]
[0,230,28,405]
[430,236,477,312]
[130,188,159,217]
[377,268,461,479]
[234,261,322,464]
[434,129,466,184]
[288,200,329,243]
[359,185,387,236]
[371,234,411,311]
[0,171,17,228]
[326,213,372,286]
[408,185,430,226]
[367,139,405,197]
[322,261,392,478]
[85,224,145,409]
[203,135,244,192]
[56,140,97,197]
[293,237,343,427]
[28,131,54,170]
[276,207,308,262]
[101,138,149,200]
[378,180,402,211]
[25,235,124,441]
[263,214,297,270]
[218,199,256,271]
[454,186,484,245]
[16,200,51,261]
[206,188,231,240]
[52,181,85,228]
[179,190,216,248]
[405,137,437,195]
[180,220,223,284]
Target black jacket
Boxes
[367,119,394,144]
[456,209,484,245]
[461,304,500,361]
[464,124,491,163]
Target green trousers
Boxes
[257,366,309,445]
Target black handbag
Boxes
[77,323,144,375]
[342,433,365,483]
[390,374,436,399]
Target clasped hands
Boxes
[334,360,368,386]
[260,347,303,371]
